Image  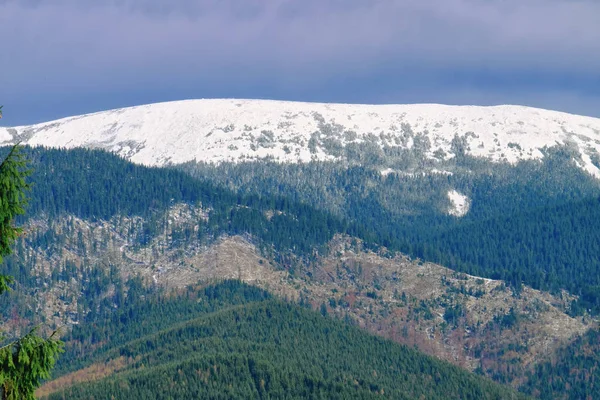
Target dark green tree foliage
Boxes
[11,146,352,257]
[182,153,600,314]
[52,281,271,377]
[0,331,63,400]
[9,145,600,315]
[47,281,525,400]
[424,196,600,312]
[0,146,29,292]
[520,328,600,399]
[0,145,63,400]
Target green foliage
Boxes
[0,276,13,298]
[425,196,600,312]
[181,151,600,314]
[13,146,353,258]
[493,308,521,330]
[0,330,63,400]
[520,328,600,399]
[443,304,464,326]
[0,146,30,274]
[0,143,63,399]
[52,280,272,376]
[47,281,525,400]
[0,145,30,299]
[12,145,600,312]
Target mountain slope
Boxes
[1,146,590,396]
[2,99,600,176]
[182,154,600,310]
[521,328,600,399]
[39,281,527,400]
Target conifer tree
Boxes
[0,107,63,399]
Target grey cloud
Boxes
[4,0,598,72]
[1,0,599,122]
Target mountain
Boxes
[2,99,600,177]
[1,146,594,399]
[38,281,527,400]
[3,100,600,398]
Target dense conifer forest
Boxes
[42,281,526,400]
[520,328,600,399]
[4,146,355,258]
[182,150,600,314]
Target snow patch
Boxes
[447,190,470,217]
[578,152,600,179]
[430,169,453,176]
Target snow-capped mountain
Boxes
[2,99,600,176]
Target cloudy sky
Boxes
[1,0,599,125]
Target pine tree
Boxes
[0,124,63,399]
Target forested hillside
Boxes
[0,145,597,398]
[182,147,600,314]
[0,145,362,335]
[425,196,600,313]
[521,328,600,399]
[40,281,526,400]
[3,146,357,258]
[10,145,600,312]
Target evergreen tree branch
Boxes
[0,107,63,399]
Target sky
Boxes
[1,0,599,125]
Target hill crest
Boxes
[2,99,600,177]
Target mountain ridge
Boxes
[2,99,600,177]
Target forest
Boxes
[1,145,599,398]
[42,281,525,400]
[520,327,600,399]
[7,145,600,314]
[182,147,600,314]
[5,144,600,312]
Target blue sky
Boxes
[1,0,599,125]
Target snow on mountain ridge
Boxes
[2,99,600,176]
